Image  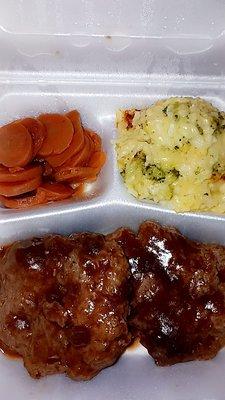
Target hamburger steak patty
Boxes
[0,233,131,379]
[111,221,225,366]
[1,221,225,379]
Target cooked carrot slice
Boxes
[86,128,102,152]
[60,133,92,169]
[55,166,98,183]
[0,175,41,197]
[72,183,84,198]
[0,165,42,183]
[0,122,33,167]
[88,151,106,169]
[8,166,24,173]
[45,129,84,168]
[0,189,46,209]
[42,161,54,178]
[46,114,86,168]
[66,110,85,152]
[38,114,74,156]
[76,175,98,184]
[0,182,73,209]
[70,134,92,167]
[20,118,46,157]
[38,183,73,201]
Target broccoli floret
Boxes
[145,164,166,182]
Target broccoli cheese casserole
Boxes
[115,97,225,213]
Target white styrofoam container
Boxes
[1,1,225,399]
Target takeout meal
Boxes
[1,220,225,380]
[0,111,106,209]
[115,97,225,213]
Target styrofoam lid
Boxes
[0,0,225,39]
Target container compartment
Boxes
[0,86,113,216]
[0,79,225,245]
[1,1,225,399]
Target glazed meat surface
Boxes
[0,233,131,379]
[112,221,225,366]
[1,221,225,379]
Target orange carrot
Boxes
[66,110,85,153]
[0,110,105,209]
[61,133,92,169]
[0,175,41,197]
[38,183,73,201]
[20,118,46,157]
[71,134,92,167]
[38,160,54,178]
[55,166,98,183]
[88,151,106,169]
[46,111,87,168]
[0,189,46,209]
[38,114,74,156]
[0,122,33,167]
[8,166,24,173]
[72,183,84,198]
[45,129,85,168]
[0,165,42,183]
[86,128,102,152]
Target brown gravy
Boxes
[127,338,140,351]
[0,339,20,360]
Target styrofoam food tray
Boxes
[1,1,225,399]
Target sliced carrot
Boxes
[38,183,73,201]
[0,189,46,209]
[0,111,104,209]
[55,166,98,183]
[45,133,76,168]
[0,122,33,167]
[8,166,24,173]
[37,114,74,156]
[66,110,85,153]
[60,133,92,169]
[0,183,73,209]
[45,129,84,168]
[72,183,84,198]
[20,118,46,157]
[46,113,87,168]
[0,175,41,197]
[79,174,98,183]
[54,128,94,171]
[42,161,53,177]
[0,165,42,183]
[88,151,106,169]
[70,134,92,167]
[86,129,102,152]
